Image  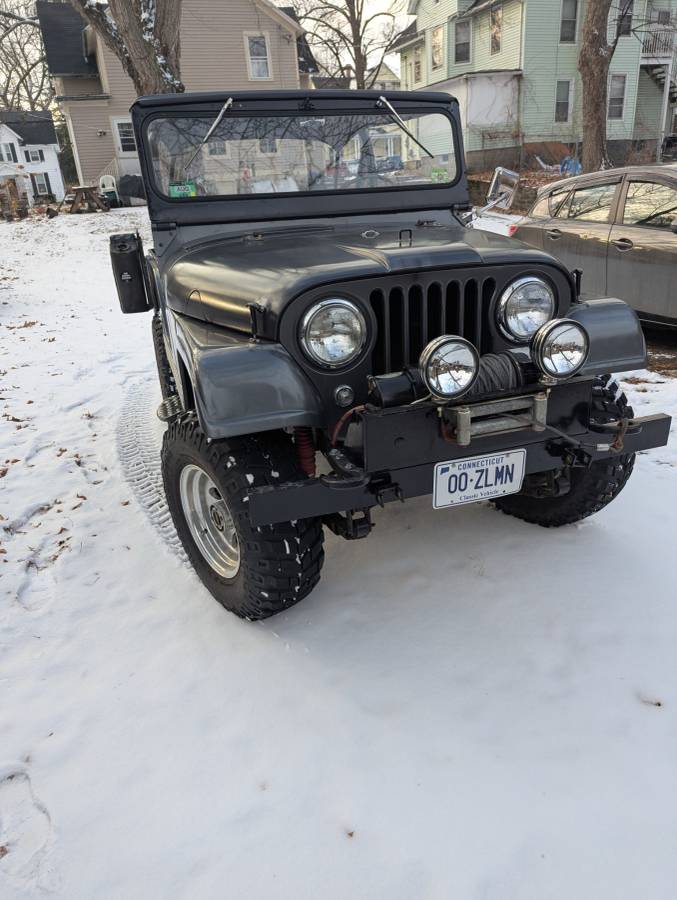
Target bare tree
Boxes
[294,0,404,89]
[68,0,184,96]
[0,0,49,109]
[578,0,634,172]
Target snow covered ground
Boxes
[1,210,676,900]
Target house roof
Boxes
[35,0,98,77]
[460,0,501,18]
[311,75,353,90]
[367,62,400,82]
[0,110,58,145]
[278,7,319,74]
[392,21,423,50]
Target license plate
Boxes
[433,449,526,509]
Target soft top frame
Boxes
[130,89,469,227]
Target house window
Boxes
[28,149,41,162]
[455,20,471,63]
[208,139,228,156]
[0,142,16,162]
[259,137,277,153]
[115,120,136,153]
[657,10,671,25]
[491,5,502,54]
[246,34,271,79]
[34,173,49,195]
[617,0,634,37]
[560,0,578,42]
[413,45,422,82]
[608,74,627,119]
[555,79,572,122]
[431,25,444,70]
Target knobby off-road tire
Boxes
[494,376,635,527]
[152,313,176,399]
[162,418,324,619]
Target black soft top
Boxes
[130,90,469,228]
[133,89,459,108]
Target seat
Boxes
[99,174,120,207]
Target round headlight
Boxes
[300,298,367,368]
[532,319,589,379]
[497,276,556,342]
[419,336,479,400]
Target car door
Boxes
[607,176,677,324]
[541,179,621,298]
[513,186,572,250]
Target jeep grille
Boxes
[368,275,497,375]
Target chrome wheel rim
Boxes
[179,464,240,579]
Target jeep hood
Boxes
[164,222,565,336]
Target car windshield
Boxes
[146,109,457,199]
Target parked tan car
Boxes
[512,165,677,328]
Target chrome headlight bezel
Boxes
[532,318,590,380]
[419,335,480,401]
[497,275,556,343]
[299,297,367,369]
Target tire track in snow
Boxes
[116,379,188,564]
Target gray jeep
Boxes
[110,89,671,620]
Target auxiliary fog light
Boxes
[532,318,589,380]
[419,336,479,401]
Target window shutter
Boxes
[44,172,51,195]
[29,173,37,196]
[39,149,44,162]
[24,149,30,163]
[11,144,17,162]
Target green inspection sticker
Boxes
[430,167,448,184]
[168,180,197,198]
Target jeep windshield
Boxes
[146,109,457,199]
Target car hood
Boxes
[164,221,565,335]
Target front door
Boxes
[542,180,620,298]
[607,177,677,324]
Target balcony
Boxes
[641,29,675,61]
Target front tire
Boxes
[494,376,635,527]
[162,419,324,619]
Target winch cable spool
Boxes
[464,352,524,399]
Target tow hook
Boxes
[588,416,638,453]
[321,447,369,488]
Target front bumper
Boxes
[248,379,671,526]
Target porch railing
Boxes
[642,29,675,58]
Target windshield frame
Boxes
[132,91,467,227]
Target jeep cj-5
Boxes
[110,90,671,619]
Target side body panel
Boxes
[166,311,323,439]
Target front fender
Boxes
[170,312,323,439]
[568,298,647,376]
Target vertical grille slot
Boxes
[463,280,479,347]
[368,272,498,376]
[408,284,424,363]
[445,280,460,334]
[428,282,443,340]
[389,286,405,371]
[480,277,496,354]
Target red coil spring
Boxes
[294,427,316,477]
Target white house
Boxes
[0,111,66,205]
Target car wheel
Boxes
[162,418,324,619]
[494,376,635,527]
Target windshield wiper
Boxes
[184,97,233,172]
[376,96,434,159]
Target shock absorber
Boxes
[294,426,316,478]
